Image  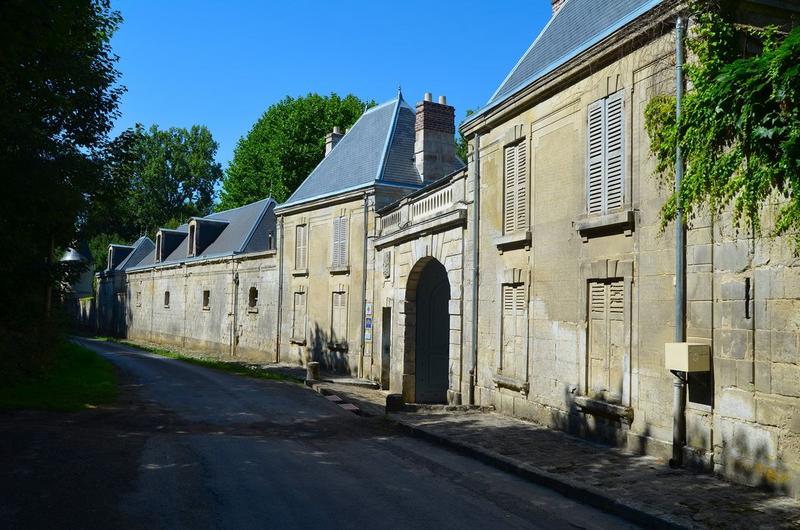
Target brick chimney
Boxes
[325,126,344,156]
[551,0,565,15]
[414,93,457,184]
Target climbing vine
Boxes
[644,0,800,247]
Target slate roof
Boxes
[466,0,664,124]
[115,236,154,271]
[128,198,276,271]
[279,94,424,209]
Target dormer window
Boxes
[188,223,196,257]
[107,247,113,270]
[155,232,163,262]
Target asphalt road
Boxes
[1,338,635,530]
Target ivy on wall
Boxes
[644,0,799,247]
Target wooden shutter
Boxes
[503,144,517,234]
[339,217,348,266]
[605,91,624,211]
[515,141,528,232]
[332,218,340,267]
[587,99,605,214]
[296,225,307,269]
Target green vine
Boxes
[644,0,800,248]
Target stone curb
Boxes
[386,414,691,530]
[306,381,692,528]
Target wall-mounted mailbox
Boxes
[665,342,711,372]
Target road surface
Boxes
[0,338,635,529]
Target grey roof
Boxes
[280,95,423,209]
[115,236,154,271]
[467,0,663,124]
[127,198,276,271]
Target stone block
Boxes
[717,387,755,421]
[690,244,712,266]
[688,301,712,330]
[714,241,750,273]
[772,363,800,398]
[720,280,746,301]
[755,395,795,429]
[735,360,754,390]
[715,329,752,360]
[755,361,772,393]
[714,358,737,387]
[771,331,799,364]
[687,272,712,301]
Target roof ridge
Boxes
[208,197,272,217]
[375,97,403,181]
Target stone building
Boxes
[275,92,463,377]
[94,0,800,493]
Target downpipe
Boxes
[469,134,481,406]
[671,15,688,468]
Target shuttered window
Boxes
[501,284,527,380]
[331,291,347,344]
[588,279,626,402]
[503,140,528,234]
[295,225,307,270]
[292,291,306,340]
[587,91,625,215]
[331,216,349,268]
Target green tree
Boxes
[456,109,476,162]
[644,1,800,247]
[0,0,123,376]
[219,93,373,208]
[84,124,224,270]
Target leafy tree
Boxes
[456,109,476,162]
[0,0,123,376]
[219,93,373,207]
[84,124,224,270]
[645,1,800,247]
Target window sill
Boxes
[574,210,635,242]
[573,395,633,422]
[163,305,170,309]
[327,341,349,352]
[493,231,531,253]
[202,307,210,312]
[290,337,306,346]
[247,307,258,314]
[493,372,529,395]
[292,269,309,277]
[329,265,350,275]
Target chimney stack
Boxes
[414,93,457,185]
[325,126,344,156]
[551,0,565,15]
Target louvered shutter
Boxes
[587,100,606,214]
[608,280,624,320]
[339,217,348,266]
[296,225,307,269]
[503,145,517,234]
[332,218,340,267]
[605,92,624,211]
[515,141,528,232]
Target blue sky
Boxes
[110,1,552,170]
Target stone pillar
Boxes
[325,126,344,156]
[414,94,457,185]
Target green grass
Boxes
[0,342,117,411]
[115,339,302,384]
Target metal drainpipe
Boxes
[469,134,481,406]
[359,193,370,379]
[276,216,284,363]
[671,15,687,468]
[232,268,239,358]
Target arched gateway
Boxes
[407,258,450,403]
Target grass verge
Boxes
[114,339,302,384]
[0,341,117,411]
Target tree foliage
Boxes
[86,124,223,269]
[0,0,123,376]
[218,93,373,208]
[644,1,800,247]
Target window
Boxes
[188,224,196,256]
[331,216,349,268]
[202,290,210,310]
[267,231,274,250]
[135,291,142,307]
[331,291,347,344]
[155,233,162,262]
[248,286,258,308]
[587,91,624,215]
[163,291,170,308]
[107,247,114,270]
[503,140,528,235]
[295,225,307,270]
[501,284,527,380]
[588,279,625,402]
[292,291,306,340]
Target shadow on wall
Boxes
[721,428,793,495]
[309,322,349,374]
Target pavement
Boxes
[0,338,634,530]
[305,379,800,529]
